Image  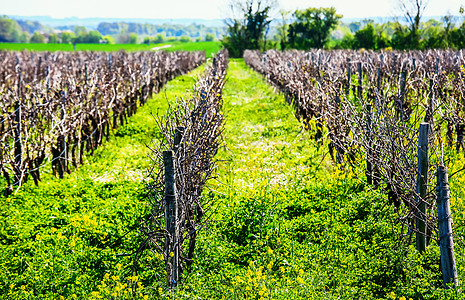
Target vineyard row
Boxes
[244,49,464,286]
[0,50,206,195]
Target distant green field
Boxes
[0,41,223,57]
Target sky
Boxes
[1,0,464,20]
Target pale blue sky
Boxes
[1,0,463,19]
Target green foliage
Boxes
[73,30,103,44]
[353,23,376,49]
[60,31,75,44]
[102,35,115,44]
[0,16,23,42]
[30,31,45,43]
[96,22,225,40]
[288,7,342,49]
[205,33,215,41]
[179,35,191,43]
[154,34,165,43]
[222,0,275,57]
[128,32,138,44]
[48,32,59,43]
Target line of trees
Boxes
[0,17,113,44]
[221,0,465,57]
[0,16,220,45]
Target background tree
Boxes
[353,23,376,49]
[288,7,342,49]
[60,31,75,44]
[180,35,191,43]
[0,16,23,42]
[129,32,138,44]
[398,0,428,48]
[422,19,446,48]
[275,10,290,50]
[205,33,215,41]
[154,34,165,43]
[102,35,114,44]
[48,32,59,43]
[221,0,277,58]
[30,31,45,43]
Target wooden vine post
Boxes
[14,68,22,186]
[416,123,429,252]
[346,58,351,97]
[163,150,179,288]
[366,104,373,185]
[376,67,382,94]
[436,166,459,289]
[173,126,185,222]
[357,62,362,99]
[398,71,407,121]
[58,91,68,179]
[163,126,184,289]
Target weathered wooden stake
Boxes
[46,66,50,96]
[376,67,382,94]
[425,79,434,123]
[398,71,407,121]
[416,123,429,252]
[36,56,42,80]
[108,53,112,72]
[174,126,185,153]
[14,69,22,186]
[58,91,68,178]
[84,62,88,84]
[346,58,351,97]
[366,104,373,185]
[163,150,178,288]
[358,62,363,99]
[436,166,459,289]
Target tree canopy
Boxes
[288,7,342,49]
[222,0,277,57]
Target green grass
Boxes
[0,41,222,57]
[0,65,206,299]
[172,60,455,299]
[1,59,463,299]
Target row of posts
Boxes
[356,55,457,287]
[364,118,457,288]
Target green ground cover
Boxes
[1,58,464,299]
[0,41,222,57]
